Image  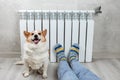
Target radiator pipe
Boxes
[94,6,102,15]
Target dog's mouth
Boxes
[32,38,41,44]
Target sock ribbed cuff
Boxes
[69,43,79,62]
[54,44,66,61]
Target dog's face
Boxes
[24,29,47,44]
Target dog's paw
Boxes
[15,61,24,65]
[23,72,30,77]
[42,78,47,80]
[42,74,48,79]
[37,70,43,75]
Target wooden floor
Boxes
[0,58,120,80]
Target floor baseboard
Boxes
[93,52,120,58]
[0,52,120,58]
[0,52,21,58]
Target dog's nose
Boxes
[34,35,38,38]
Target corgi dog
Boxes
[23,29,49,79]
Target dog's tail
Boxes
[15,60,24,65]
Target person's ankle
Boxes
[54,44,66,61]
[68,43,79,62]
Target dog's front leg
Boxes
[23,62,30,77]
[42,62,49,79]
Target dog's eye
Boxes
[31,33,34,35]
[38,33,41,35]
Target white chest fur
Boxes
[23,42,49,69]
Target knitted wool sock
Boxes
[68,43,79,62]
[54,44,66,61]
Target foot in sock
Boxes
[68,43,79,62]
[54,44,66,61]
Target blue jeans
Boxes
[57,60,100,80]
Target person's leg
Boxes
[54,44,79,80]
[68,43,100,80]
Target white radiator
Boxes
[19,10,95,62]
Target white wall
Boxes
[0,0,120,58]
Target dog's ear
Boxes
[42,29,47,37]
[24,31,30,38]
